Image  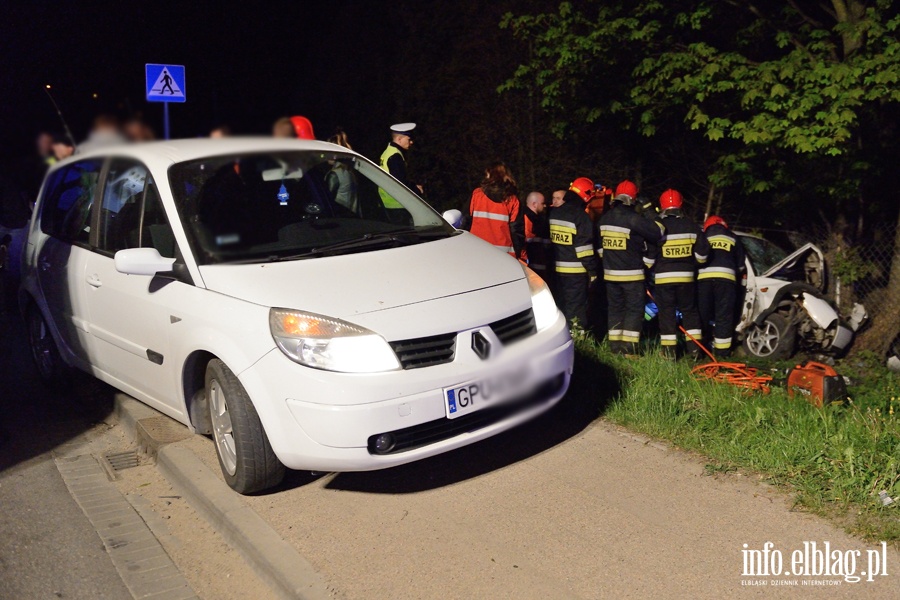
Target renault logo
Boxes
[471,331,491,360]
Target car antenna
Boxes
[43,84,78,149]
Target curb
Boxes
[114,395,330,600]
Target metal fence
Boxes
[821,224,899,329]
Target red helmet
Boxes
[569,177,594,201]
[704,215,728,231]
[659,189,683,210]
[614,180,638,201]
[290,116,316,140]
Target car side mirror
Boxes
[442,209,462,228]
[115,248,176,276]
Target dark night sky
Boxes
[2,1,402,162]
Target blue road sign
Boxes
[146,64,186,103]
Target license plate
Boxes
[443,367,530,419]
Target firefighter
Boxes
[597,180,664,354]
[520,191,552,277]
[651,189,710,359]
[549,178,598,326]
[469,162,521,257]
[698,215,745,357]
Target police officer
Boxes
[651,189,710,359]
[597,180,663,354]
[378,123,419,225]
[549,178,598,326]
[698,215,745,357]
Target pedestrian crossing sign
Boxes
[145,64,186,103]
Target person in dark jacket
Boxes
[519,191,552,277]
[698,215,745,357]
[597,180,664,354]
[651,189,710,359]
[378,122,420,225]
[549,178,598,326]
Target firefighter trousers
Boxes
[655,282,702,357]
[557,273,590,327]
[605,280,645,354]
[698,279,737,355]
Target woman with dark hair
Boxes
[325,128,359,214]
[468,162,521,257]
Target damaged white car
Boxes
[736,234,867,359]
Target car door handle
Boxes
[86,274,102,288]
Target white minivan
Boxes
[21,138,573,493]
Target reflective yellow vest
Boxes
[378,145,404,209]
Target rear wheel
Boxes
[742,312,796,360]
[27,305,65,383]
[206,359,285,494]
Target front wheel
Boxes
[742,312,796,360]
[206,359,285,494]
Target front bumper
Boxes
[237,309,574,472]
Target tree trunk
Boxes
[704,181,716,221]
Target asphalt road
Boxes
[0,297,132,599]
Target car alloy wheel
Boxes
[208,378,238,476]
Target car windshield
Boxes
[738,234,788,275]
[167,150,454,264]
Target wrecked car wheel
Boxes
[743,313,796,360]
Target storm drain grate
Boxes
[104,449,140,471]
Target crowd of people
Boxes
[2,114,745,361]
[463,167,747,360]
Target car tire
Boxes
[205,359,285,494]
[27,304,66,384]
[742,312,796,360]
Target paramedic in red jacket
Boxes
[469,162,521,257]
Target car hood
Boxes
[197,232,526,319]
[762,242,826,291]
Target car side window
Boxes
[39,159,103,244]
[98,159,176,258]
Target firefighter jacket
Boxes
[651,211,710,284]
[597,202,664,282]
[698,223,745,282]
[469,187,519,256]
[378,143,407,209]
[520,207,552,274]
[549,193,598,276]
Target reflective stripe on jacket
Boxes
[549,200,597,276]
[698,225,745,281]
[596,203,664,282]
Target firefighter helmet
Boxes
[659,189,683,210]
[569,177,594,201]
[613,180,638,204]
[704,215,728,231]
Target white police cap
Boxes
[390,122,416,136]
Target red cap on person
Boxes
[569,177,595,201]
[290,116,315,140]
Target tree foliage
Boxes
[501,0,900,197]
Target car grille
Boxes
[367,373,566,455]
[388,309,537,370]
[389,333,457,370]
[490,308,536,345]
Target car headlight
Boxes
[269,308,401,373]
[523,265,559,331]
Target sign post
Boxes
[145,64,186,140]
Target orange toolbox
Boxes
[787,361,847,407]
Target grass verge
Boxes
[572,330,900,545]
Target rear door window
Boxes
[39,159,103,244]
